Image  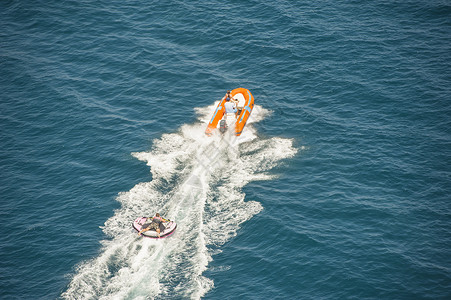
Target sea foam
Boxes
[62,104,297,299]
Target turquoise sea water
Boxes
[1,1,450,299]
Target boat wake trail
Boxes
[62,104,297,299]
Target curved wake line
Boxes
[62,104,297,299]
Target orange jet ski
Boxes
[205,88,254,136]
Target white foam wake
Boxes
[62,104,297,299]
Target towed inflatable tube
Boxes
[133,217,177,239]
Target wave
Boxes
[62,104,297,299]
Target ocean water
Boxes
[1,1,450,299]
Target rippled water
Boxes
[1,1,450,299]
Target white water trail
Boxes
[62,104,297,299]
